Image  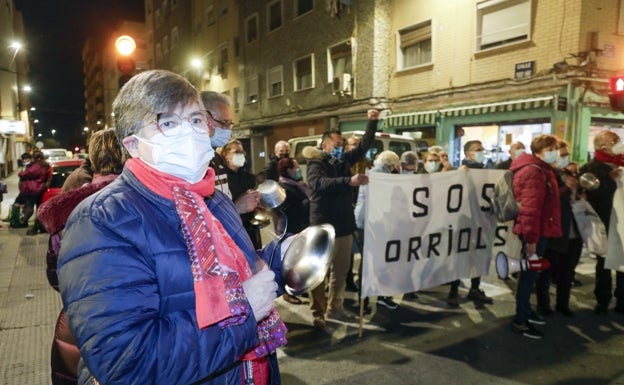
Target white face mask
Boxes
[231,153,246,168]
[473,150,485,163]
[612,142,624,155]
[542,150,559,164]
[425,161,439,173]
[514,149,526,158]
[135,123,214,183]
[557,155,569,169]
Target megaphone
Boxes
[495,251,551,280]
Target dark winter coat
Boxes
[511,153,562,244]
[18,161,50,195]
[580,159,618,231]
[545,170,579,253]
[304,119,377,237]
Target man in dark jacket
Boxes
[580,130,624,314]
[447,140,493,307]
[302,109,378,330]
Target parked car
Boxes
[42,148,71,162]
[40,159,84,204]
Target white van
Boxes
[289,131,419,178]
[42,148,71,162]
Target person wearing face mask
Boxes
[264,141,291,182]
[354,150,401,312]
[201,91,234,197]
[301,109,378,330]
[399,151,419,174]
[497,142,526,170]
[222,139,264,249]
[275,157,311,306]
[447,140,493,308]
[56,70,289,385]
[424,153,441,174]
[510,134,562,339]
[580,130,624,315]
[535,140,581,318]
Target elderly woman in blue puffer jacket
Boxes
[57,70,289,385]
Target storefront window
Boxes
[456,122,551,167]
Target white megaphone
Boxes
[495,251,551,280]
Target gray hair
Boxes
[201,90,232,111]
[400,150,419,166]
[113,70,201,145]
[274,140,290,152]
[375,150,400,169]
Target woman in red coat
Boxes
[509,134,562,339]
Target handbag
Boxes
[571,199,608,255]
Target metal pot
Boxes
[579,172,600,191]
[256,179,286,209]
[281,224,335,296]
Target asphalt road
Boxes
[1,170,623,385]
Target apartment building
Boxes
[82,21,147,135]
[386,0,624,164]
[88,0,624,171]
[0,0,30,175]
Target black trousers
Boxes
[536,238,582,310]
[595,255,624,308]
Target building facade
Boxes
[0,0,30,176]
[84,0,624,171]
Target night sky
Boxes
[14,0,144,150]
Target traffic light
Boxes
[115,35,136,89]
[609,75,624,111]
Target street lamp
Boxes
[51,129,56,136]
[8,41,22,69]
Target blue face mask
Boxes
[543,150,559,164]
[331,146,344,159]
[211,127,231,148]
[294,169,302,181]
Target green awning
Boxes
[385,95,554,128]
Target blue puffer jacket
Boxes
[58,168,284,385]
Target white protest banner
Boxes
[605,168,624,272]
[361,169,520,298]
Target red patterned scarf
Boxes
[126,159,286,361]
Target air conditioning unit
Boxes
[332,73,352,95]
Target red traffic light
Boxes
[609,76,624,93]
[117,57,136,74]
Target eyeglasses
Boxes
[206,110,234,129]
[154,112,209,137]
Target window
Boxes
[245,14,259,43]
[294,55,314,91]
[155,9,161,26]
[155,43,163,61]
[219,44,228,78]
[162,35,169,54]
[233,36,240,57]
[233,87,240,111]
[246,76,259,103]
[267,66,284,98]
[295,0,313,17]
[267,0,283,32]
[476,0,531,51]
[171,27,179,50]
[206,5,216,27]
[397,20,432,70]
[328,40,352,82]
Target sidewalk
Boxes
[0,172,61,385]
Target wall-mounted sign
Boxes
[514,61,535,79]
[0,120,26,135]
